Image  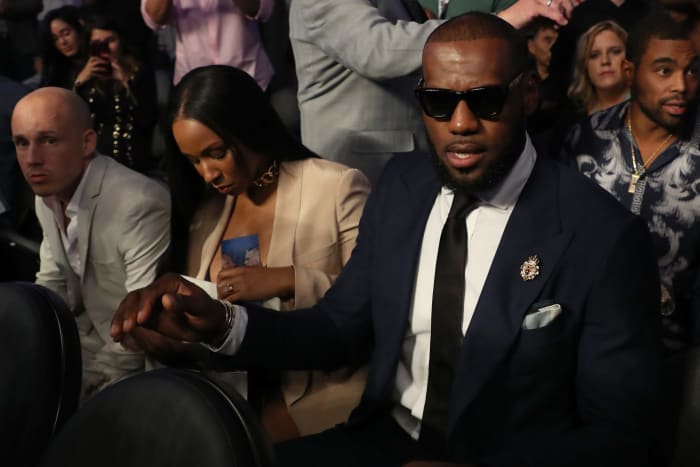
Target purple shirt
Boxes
[141,0,274,89]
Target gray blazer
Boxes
[35,155,170,391]
[289,0,441,183]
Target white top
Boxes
[44,160,93,277]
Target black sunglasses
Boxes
[414,73,523,121]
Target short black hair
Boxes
[426,12,528,77]
[523,17,557,40]
[627,13,692,65]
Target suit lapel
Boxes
[448,158,574,432]
[78,156,108,280]
[40,201,70,270]
[195,195,234,279]
[378,156,441,349]
[268,161,300,267]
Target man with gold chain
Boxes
[563,13,700,352]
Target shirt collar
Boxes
[590,99,629,132]
[45,159,94,220]
[593,99,700,152]
[440,132,537,211]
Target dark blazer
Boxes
[232,149,663,466]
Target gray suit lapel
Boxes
[78,156,108,279]
[41,202,70,271]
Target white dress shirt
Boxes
[392,137,536,438]
[44,160,93,277]
[215,136,537,436]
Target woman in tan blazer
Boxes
[165,65,370,440]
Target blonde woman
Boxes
[568,21,631,115]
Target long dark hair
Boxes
[40,6,85,87]
[82,14,140,78]
[166,65,317,272]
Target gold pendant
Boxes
[628,173,640,193]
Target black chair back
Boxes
[669,346,700,467]
[41,368,278,467]
[0,282,81,466]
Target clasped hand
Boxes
[110,273,228,349]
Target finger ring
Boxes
[546,0,553,6]
[226,283,233,293]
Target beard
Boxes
[428,128,525,194]
[633,85,698,138]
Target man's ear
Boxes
[82,128,97,158]
[522,70,540,116]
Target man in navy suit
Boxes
[112,12,663,467]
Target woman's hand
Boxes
[111,59,128,84]
[75,56,110,86]
[217,266,294,303]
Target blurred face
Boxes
[632,37,699,130]
[12,94,95,202]
[420,38,528,192]
[172,118,256,196]
[90,28,121,60]
[528,27,558,70]
[50,19,80,58]
[586,29,628,92]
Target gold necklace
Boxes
[626,112,673,193]
[251,160,279,190]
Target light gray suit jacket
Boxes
[289,0,441,183]
[35,155,170,391]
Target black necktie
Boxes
[422,191,475,441]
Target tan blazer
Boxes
[186,158,370,435]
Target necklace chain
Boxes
[626,111,673,193]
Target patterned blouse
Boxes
[562,100,700,352]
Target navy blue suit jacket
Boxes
[232,150,662,466]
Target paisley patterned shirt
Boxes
[562,100,700,352]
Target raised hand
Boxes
[497,0,584,29]
[75,56,111,86]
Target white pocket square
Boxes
[522,303,562,330]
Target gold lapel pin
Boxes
[520,255,540,281]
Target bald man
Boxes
[12,87,171,400]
